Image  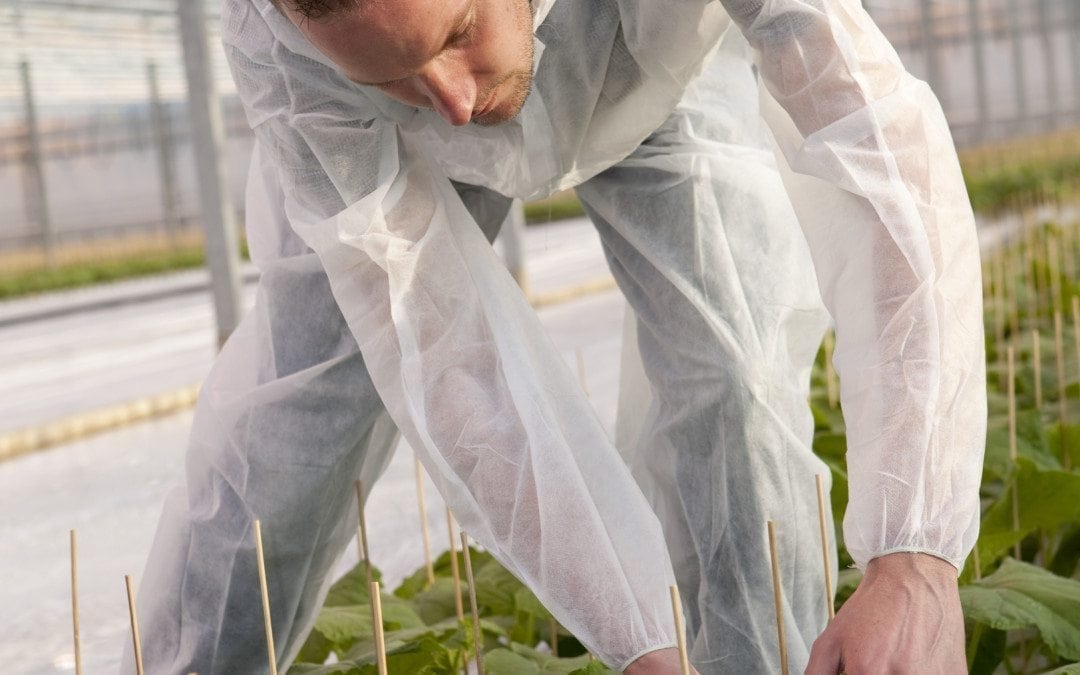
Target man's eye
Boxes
[450,10,478,46]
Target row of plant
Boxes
[290,551,616,674]
[0,196,584,302]
[287,213,1079,673]
[960,129,1080,215]
[3,129,1077,302]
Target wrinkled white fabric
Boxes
[717,0,987,570]
[580,32,835,669]
[128,0,985,671]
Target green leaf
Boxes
[510,585,553,645]
[393,565,433,600]
[306,605,372,660]
[307,625,468,674]
[833,567,862,611]
[569,662,619,674]
[1049,525,1080,578]
[293,590,425,664]
[407,576,462,625]
[474,557,527,616]
[341,622,457,665]
[485,648,543,674]
[1039,664,1080,674]
[984,411,1061,480]
[293,629,336,666]
[380,598,427,631]
[485,642,615,673]
[323,564,381,607]
[966,623,1006,675]
[810,403,845,434]
[812,432,846,461]
[1046,422,1080,468]
[959,558,1080,660]
[976,458,1080,566]
[286,662,365,674]
[383,634,468,674]
[812,450,849,530]
[394,547,494,599]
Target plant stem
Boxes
[966,622,985,671]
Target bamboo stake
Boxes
[1073,297,1079,385]
[824,330,839,409]
[254,520,279,675]
[1047,236,1061,312]
[447,509,465,622]
[549,617,559,656]
[766,521,788,674]
[1008,348,1020,560]
[576,346,590,398]
[1063,223,1077,286]
[1006,252,1020,339]
[1024,225,1039,325]
[70,530,83,675]
[461,532,485,675]
[1054,311,1070,470]
[124,575,144,675]
[996,252,1009,392]
[414,458,436,586]
[1008,346,1017,461]
[370,581,388,675]
[1037,223,1051,317]
[670,586,691,675]
[814,475,835,620]
[993,252,1006,349]
[355,480,373,586]
[1032,329,1043,408]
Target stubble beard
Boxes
[472,0,535,127]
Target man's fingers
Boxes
[804,634,842,675]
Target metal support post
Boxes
[1072,0,1080,119]
[1009,0,1028,132]
[918,0,944,108]
[20,59,55,268]
[147,60,182,242]
[967,0,989,142]
[179,0,242,347]
[499,200,529,295]
[1036,0,1059,129]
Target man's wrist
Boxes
[865,551,958,585]
[624,647,697,675]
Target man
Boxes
[129,0,986,672]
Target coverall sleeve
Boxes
[222,1,678,668]
[713,0,987,571]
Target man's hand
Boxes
[806,552,966,674]
[624,647,700,674]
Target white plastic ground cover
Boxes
[127,0,985,671]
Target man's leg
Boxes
[128,251,400,673]
[127,147,513,672]
[576,30,835,674]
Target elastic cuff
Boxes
[617,641,679,672]
[865,547,965,577]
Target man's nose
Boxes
[417,60,477,126]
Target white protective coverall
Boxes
[128,0,986,671]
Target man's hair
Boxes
[270,0,358,20]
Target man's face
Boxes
[281,0,534,127]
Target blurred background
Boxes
[0,1,1077,673]
[0,0,1077,277]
